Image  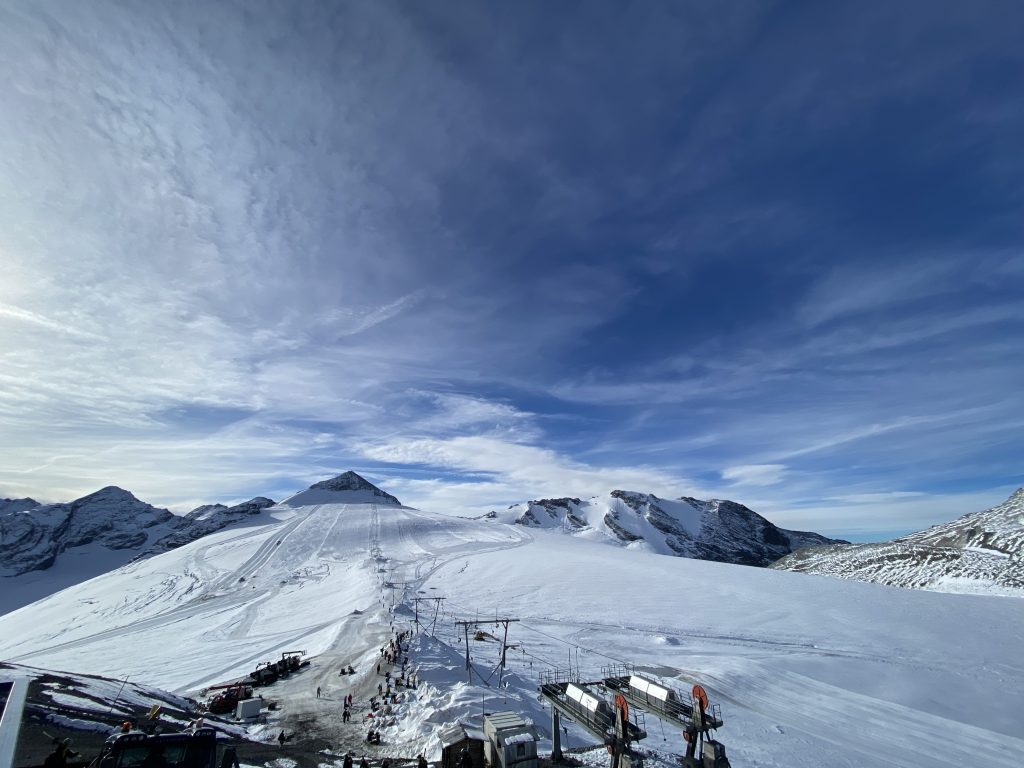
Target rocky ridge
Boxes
[0,488,276,579]
[499,490,843,567]
[770,487,1024,596]
[0,497,42,514]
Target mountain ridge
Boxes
[770,487,1024,596]
[493,489,845,567]
[0,486,277,613]
[0,497,41,514]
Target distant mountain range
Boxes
[771,488,1024,597]
[3,472,837,582]
[1,471,853,615]
[0,486,275,601]
[489,490,845,567]
[0,497,42,514]
[7,471,1022,615]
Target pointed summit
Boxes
[310,471,386,494]
[283,471,401,507]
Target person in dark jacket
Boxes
[343,753,354,768]
[44,738,79,768]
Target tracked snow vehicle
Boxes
[89,727,239,768]
[204,683,253,715]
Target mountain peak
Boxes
[309,471,382,493]
[284,471,401,507]
[78,486,142,504]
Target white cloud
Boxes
[358,435,692,512]
[761,487,1022,539]
[0,303,104,340]
[721,463,786,486]
[797,258,964,328]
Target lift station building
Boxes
[483,712,538,768]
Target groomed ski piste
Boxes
[1,491,1023,768]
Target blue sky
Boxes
[1,0,1022,539]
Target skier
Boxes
[418,755,428,768]
[344,754,354,768]
[316,686,322,698]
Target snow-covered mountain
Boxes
[0,489,1021,768]
[0,497,40,514]
[0,470,402,614]
[0,487,275,614]
[0,488,277,577]
[282,470,403,506]
[771,487,1024,596]
[144,496,277,553]
[494,490,843,566]
[0,486,180,577]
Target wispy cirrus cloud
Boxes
[0,302,104,341]
[721,464,787,486]
[358,434,694,511]
[0,1,1022,540]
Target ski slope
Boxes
[0,500,1022,768]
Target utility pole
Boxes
[454,620,475,683]
[495,617,520,689]
[414,597,445,633]
[430,599,443,636]
[455,616,519,686]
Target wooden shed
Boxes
[439,723,485,768]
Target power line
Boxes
[517,621,631,666]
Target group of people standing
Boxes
[282,627,420,761]
[340,753,371,768]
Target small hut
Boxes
[439,723,485,768]
[483,712,538,768]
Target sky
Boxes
[1,0,1022,539]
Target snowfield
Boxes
[1,496,1022,768]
